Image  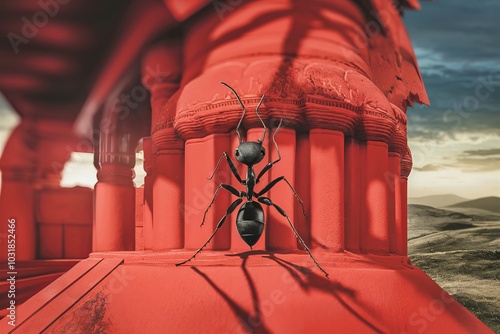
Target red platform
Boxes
[0,252,492,333]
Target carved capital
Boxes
[388,104,408,154]
[401,147,413,178]
[97,163,134,186]
[151,127,184,155]
[172,58,397,141]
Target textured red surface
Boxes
[0,0,492,332]
[0,254,493,333]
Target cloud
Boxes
[454,157,500,172]
[462,148,500,156]
[404,0,500,148]
[413,163,447,172]
[404,0,500,64]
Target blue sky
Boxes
[403,0,500,198]
[0,1,499,199]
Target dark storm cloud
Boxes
[404,0,500,64]
[403,1,500,144]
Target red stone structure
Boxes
[0,0,493,333]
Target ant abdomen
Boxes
[236,201,265,247]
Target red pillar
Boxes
[400,148,412,256]
[344,138,360,252]
[294,132,311,248]
[93,96,137,252]
[184,134,230,250]
[388,152,400,254]
[267,127,297,250]
[142,137,154,250]
[360,141,390,254]
[0,122,37,261]
[94,164,135,251]
[356,107,396,255]
[142,40,183,251]
[152,129,184,250]
[309,129,344,252]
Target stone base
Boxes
[0,252,492,333]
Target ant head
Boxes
[235,141,266,166]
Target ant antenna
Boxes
[255,95,266,143]
[272,119,283,160]
[220,82,267,144]
[221,82,246,143]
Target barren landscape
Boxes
[407,196,500,332]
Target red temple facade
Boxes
[0,0,493,333]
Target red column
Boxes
[94,164,135,251]
[400,148,412,256]
[390,104,409,256]
[142,137,154,250]
[344,138,360,252]
[152,129,184,250]
[309,129,344,252]
[93,95,137,252]
[388,152,400,254]
[0,122,37,261]
[359,141,390,254]
[295,132,311,248]
[356,106,396,255]
[34,120,79,189]
[267,127,298,250]
[183,133,230,250]
[142,40,182,251]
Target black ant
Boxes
[176,82,329,277]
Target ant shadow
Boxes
[191,250,385,333]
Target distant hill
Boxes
[408,194,469,208]
[447,196,500,214]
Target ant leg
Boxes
[257,197,329,278]
[255,176,307,218]
[200,183,243,227]
[176,198,243,266]
[209,152,244,184]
